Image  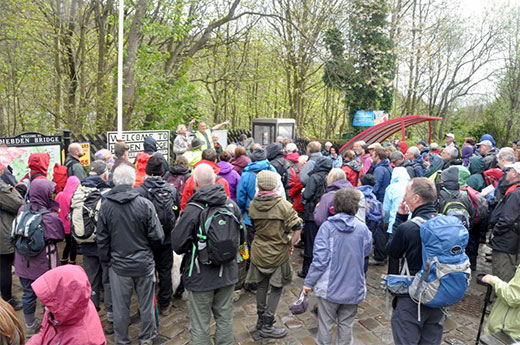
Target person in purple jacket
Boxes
[218,151,241,201]
[303,188,372,345]
[13,179,65,338]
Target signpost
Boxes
[0,132,62,180]
[107,130,170,161]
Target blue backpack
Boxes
[408,216,471,315]
[365,193,383,231]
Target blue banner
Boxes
[353,110,375,126]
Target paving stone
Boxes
[285,319,303,329]
[358,317,381,331]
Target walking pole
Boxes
[476,273,492,345]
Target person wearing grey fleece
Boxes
[299,141,324,186]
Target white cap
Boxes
[505,162,520,174]
[445,133,455,139]
[476,140,493,147]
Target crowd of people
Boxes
[0,123,519,345]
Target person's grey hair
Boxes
[327,168,346,185]
[307,141,322,154]
[176,124,186,132]
[68,143,81,155]
[355,140,366,146]
[407,146,420,158]
[286,143,298,153]
[113,164,136,186]
[390,151,404,162]
[193,163,215,188]
[444,146,458,159]
[298,155,308,165]
[334,188,360,216]
[498,148,515,163]
[225,144,236,156]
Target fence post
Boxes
[63,129,71,154]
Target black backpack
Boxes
[147,186,177,234]
[270,159,289,189]
[187,201,242,276]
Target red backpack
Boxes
[134,152,151,188]
[460,185,488,224]
[483,168,503,188]
[53,164,69,194]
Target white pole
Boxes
[117,0,124,139]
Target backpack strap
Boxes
[505,184,520,197]
[410,216,426,228]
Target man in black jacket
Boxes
[387,178,444,345]
[266,142,290,194]
[489,162,520,282]
[97,164,164,345]
[136,155,178,316]
[172,163,242,345]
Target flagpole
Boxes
[117,0,124,140]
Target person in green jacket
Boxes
[466,155,486,192]
[245,170,302,339]
[482,265,520,341]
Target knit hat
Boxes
[256,170,278,191]
[114,142,129,158]
[146,155,165,176]
[440,166,459,183]
[251,147,266,162]
[90,160,108,176]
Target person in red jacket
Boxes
[180,149,231,210]
[27,265,106,345]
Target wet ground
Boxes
[12,244,492,344]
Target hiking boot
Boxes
[60,259,69,266]
[297,270,307,278]
[243,283,257,292]
[103,321,114,335]
[159,303,171,316]
[256,312,264,330]
[7,298,23,311]
[25,318,41,338]
[259,315,287,338]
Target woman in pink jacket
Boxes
[27,265,106,345]
[55,176,80,265]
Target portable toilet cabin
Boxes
[252,118,296,146]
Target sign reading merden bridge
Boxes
[107,130,170,162]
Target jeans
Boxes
[19,277,37,317]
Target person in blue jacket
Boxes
[303,188,372,345]
[371,147,393,202]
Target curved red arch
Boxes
[339,115,442,153]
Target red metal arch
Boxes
[339,115,442,153]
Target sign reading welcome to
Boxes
[107,130,170,161]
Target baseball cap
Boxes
[476,140,493,147]
[445,133,455,139]
[416,140,427,146]
[504,162,520,174]
[114,142,129,158]
[90,160,108,176]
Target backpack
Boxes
[70,185,107,243]
[271,159,289,189]
[165,174,186,201]
[147,186,176,234]
[460,186,488,224]
[408,216,471,314]
[483,168,503,188]
[365,192,383,231]
[440,190,471,229]
[10,205,51,266]
[53,164,69,194]
[187,201,242,277]
[134,152,151,188]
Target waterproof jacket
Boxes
[64,156,87,180]
[330,155,343,169]
[218,161,241,201]
[28,153,51,180]
[425,153,443,178]
[79,176,112,257]
[299,152,323,186]
[466,155,486,192]
[236,159,278,226]
[489,185,520,254]
[387,203,437,275]
[249,194,302,268]
[97,184,164,277]
[14,179,64,281]
[288,166,304,213]
[314,179,366,227]
[27,265,106,345]
[302,157,332,221]
[372,159,393,202]
[143,136,169,172]
[484,265,520,340]
[483,148,498,171]
[383,167,410,233]
[232,155,251,175]
[180,160,230,210]
[55,176,81,235]
[341,160,362,187]
[304,213,371,304]
[136,177,178,245]
[173,133,191,156]
[171,184,241,292]
[0,180,25,255]
[1,167,17,186]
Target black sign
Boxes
[0,132,61,146]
